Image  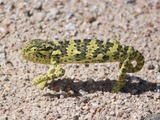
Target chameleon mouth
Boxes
[21,45,34,61]
[21,46,27,58]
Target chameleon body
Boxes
[22,39,144,92]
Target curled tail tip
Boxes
[133,50,145,72]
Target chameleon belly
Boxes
[22,39,144,92]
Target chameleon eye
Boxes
[31,47,38,51]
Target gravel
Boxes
[157,74,160,83]
[65,23,76,30]
[0,0,160,119]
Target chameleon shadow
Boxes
[43,75,159,98]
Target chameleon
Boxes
[21,39,144,92]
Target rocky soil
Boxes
[0,0,160,120]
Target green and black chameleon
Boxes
[21,39,144,92]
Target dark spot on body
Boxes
[75,39,81,42]
[103,55,109,60]
[117,45,123,51]
[124,46,129,51]
[106,42,114,48]
[121,68,127,73]
[84,39,91,41]
[65,41,69,44]
[113,51,122,60]
[58,41,63,44]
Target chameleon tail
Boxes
[112,51,144,93]
[129,50,144,73]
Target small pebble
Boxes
[73,115,79,120]
[18,2,27,10]
[85,64,89,67]
[0,0,4,4]
[70,31,78,36]
[82,105,89,110]
[116,111,123,117]
[155,2,160,9]
[131,89,138,94]
[147,62,155,70]
[130,76,140,84]
[126,108,132,113]
[79,89,88,96]
[157,65,160,72]
[87,78,94,84]
[0,52,5,59]
[144,114,160,120]
[156,74,160,83]
[0,75,8,81]
[154,93,160,99]
[84,12,96,23]
[109,111,115,116]
[65,23,76,30]
[91,102,98,108]
[84,113,92,120]
[34,2,43,10]
[89,5,98,13]
[0,27,9,37]
[59,93,66,99]
[90,109,95,114]
[66,12,74,19]
[35,12,46,22]
[49,8,59,18]
[79,96,90,103]
[99,116,106,120]
[26,10,33,17]
[124,0,136,5]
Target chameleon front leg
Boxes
[112,58,130,93]
[32,63,65,89]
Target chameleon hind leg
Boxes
[32,63,65,89]
[112,58,131,93]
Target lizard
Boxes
[21,39,144,92]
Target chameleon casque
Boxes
[22,39,144,92]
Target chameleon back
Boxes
[50,39,126,64]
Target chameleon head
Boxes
[21,39,53,64]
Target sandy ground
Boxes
[0,0,160,120]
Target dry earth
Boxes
[0,0,160,120]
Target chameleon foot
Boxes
[36,81,47,89]
[32,75,50,89]
[112,82,125,93]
